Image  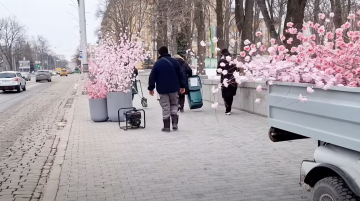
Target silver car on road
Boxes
[35,70,52,82]
[0,71,27,92]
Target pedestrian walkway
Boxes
[51,81,316,201]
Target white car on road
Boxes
[0,71,27,92]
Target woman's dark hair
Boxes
[221,49,230,56]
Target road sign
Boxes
[79,51,83,58]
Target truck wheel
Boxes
[313,176,360,201]
[268,127,276,141]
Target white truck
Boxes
[19,61,31,81]
[267,82,360,201]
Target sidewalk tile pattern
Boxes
[55,92,315,201]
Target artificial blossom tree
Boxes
[88,33,146,121]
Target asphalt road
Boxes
[0,77,47,114]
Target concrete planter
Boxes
[268,82,360,152]
[89,98,108,122]
[107,91,133,122]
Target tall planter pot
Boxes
[89,98,108,122]
[268,82,360,152]
[107,91,133,122]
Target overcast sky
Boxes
[0,0,101,61]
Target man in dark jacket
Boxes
[217,49,237,115]
[174,54,192,112]
[148,46,186,132]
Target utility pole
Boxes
[78,0,88,76]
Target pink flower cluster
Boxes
[88,33,145,94]
[212,11,360,106]
[85,78,108,99]
[258,12,360,89]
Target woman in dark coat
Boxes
[174,54,193,112]
[217,49,237,115]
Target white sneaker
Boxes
[225,112,231,115]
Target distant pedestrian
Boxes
[217,49,237,115]
[148,46,186,132]
[173,54,192,112]
[131,67,138,101]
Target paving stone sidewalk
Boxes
[52,84,317,201]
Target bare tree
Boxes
[13,35,27,69]
[22,42,33,61]
[234,0,254,49]
[0,17,26,70]
[98,0,149,42]
[32,35,50,69]
[256,0,281,41]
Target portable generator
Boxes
[118,107,146,130]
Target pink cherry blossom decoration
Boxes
[256,85,262,92]
[307,87,314,93]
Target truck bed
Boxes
[268,82,360,152]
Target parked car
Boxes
[35,70,52,82]
[0,71,27,92]
[60,69,68,76]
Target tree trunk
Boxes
[224,1,231,49]
[241,0,254,50]
[314,0,320,23]
[257,0,279,41]
[216,0,224,50]
[332,0,343,28]
[195,0,206,75]
[313,0,320,42]
[277,0,285,35]
[252,1,261,42]
[283,0,307,50]
[156,0,168,49]
[171,24,178,55]
[235,0,244,43]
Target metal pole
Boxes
[78,0,88,76]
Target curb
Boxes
[40,80,80,201]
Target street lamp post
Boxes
[78,0,88,76]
